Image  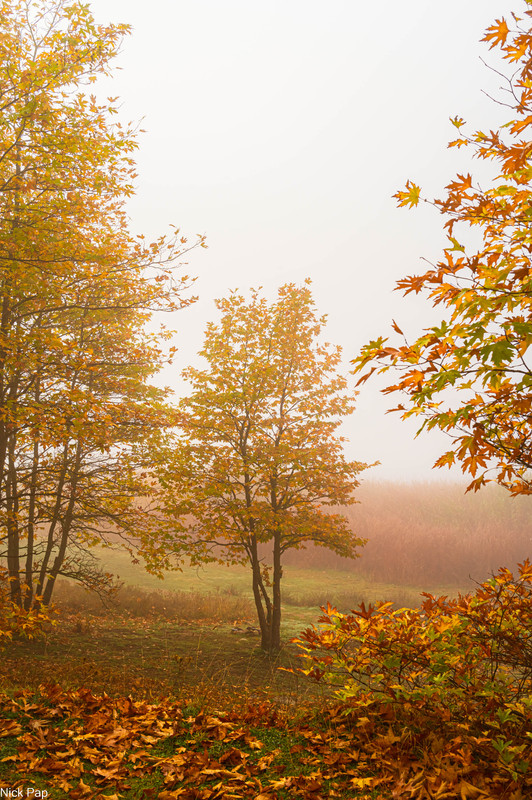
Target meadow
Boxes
[1,480,531,798]
[3,479,528,704]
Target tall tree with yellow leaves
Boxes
[0,0,203,612]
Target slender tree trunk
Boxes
[24,435,40,610]
[249,547,282,653]
[0,287,11,502]
[271,529,282,652]
[6,429,21,604]
[249,535,274,650]
[268,463,283,653]
[243,460,276,652]
[41,439,83,605]
[34,442,72,602]
[24,356,42,610]
[3,154,24,605]
[0,264,14,586]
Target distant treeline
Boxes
[280,482,532,586]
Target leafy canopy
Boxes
[160,281,367,560]
[0,0,203,614]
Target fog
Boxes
[88,0,517,481]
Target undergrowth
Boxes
[294,561,532,794]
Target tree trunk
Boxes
[6,432,21,605]
[250,551,272,651]
[34,436,78,604]
[40,439,83,606]
[24,359,42,610]
[271,530,282,652]
[250,546,282,653]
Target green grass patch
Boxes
[67,546,469,620]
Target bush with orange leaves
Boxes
[295,561,532,781]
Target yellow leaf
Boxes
[351,776,375,788]
[394,180,421,208]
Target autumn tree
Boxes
[353,3,532,495]
[0,0,203,612]
[158,282,367,652]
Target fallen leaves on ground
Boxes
[0,684,529,799]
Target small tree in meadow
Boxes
[159,282,368,652]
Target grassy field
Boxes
[84,545,470,630]
[0,613,324,706]
[0,550,524,798]
[0,560,365,797]
[1,545,472,712]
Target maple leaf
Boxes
[483,17,510,48]
[394,180,421,208]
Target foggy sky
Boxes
[88,0,518,481]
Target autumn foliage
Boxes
[0,565,53,642]
[353,2,532,494]
[295,561,532,795]
[3,580,532,800]
[0,0,201,616]
[0,685,422,797]
[3,2,532,797]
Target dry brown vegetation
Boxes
[52,580,254,622]
[280,480,532,585]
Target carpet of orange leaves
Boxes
[1,682,530,799]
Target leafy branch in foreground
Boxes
[353,2,532,494]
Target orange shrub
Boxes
[0,568,55,643]
[295,561,532,783]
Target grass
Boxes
[0,552,473,712]
[1,553,467,707]
[0,562,524,798]
[80,545,470,619]
[52,579,255,622]
[0,589,328,708]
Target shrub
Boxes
[294,561,532,782]
[0,568,55,642]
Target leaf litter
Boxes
[1,683,529,799]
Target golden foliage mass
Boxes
[158,282,368,651]
[0,0,203,613]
